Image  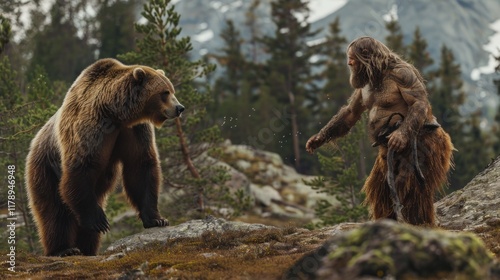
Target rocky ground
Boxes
[2,151,500,279]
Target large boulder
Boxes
[283,156,500,279]
[285,219,497,280]
[106,216,274,253]
[220,144,336,221]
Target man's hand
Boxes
[306,134,325,154]
[387,130,408,152]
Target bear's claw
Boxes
[143,218,169,228]
[80,206,110,233]
[55,248,82,257]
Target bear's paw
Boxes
[143,218,169,228]
[79,206,110,233]
[54,248,82,257]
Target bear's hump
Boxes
[82,58,125,82]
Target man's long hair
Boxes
[347,37,425,91]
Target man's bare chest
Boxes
[361,83,404,110]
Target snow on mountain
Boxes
[171,1,500,116]
[471,19,500,81]
[382,4,398,22]
[308,0,348,23]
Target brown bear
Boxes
[25,58,184,256]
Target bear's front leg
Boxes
[77,203,110,233]
[122,159,169,228]
[119,124,169,229]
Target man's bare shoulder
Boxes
[388,66,419,89]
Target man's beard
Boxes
[349,66,369,89]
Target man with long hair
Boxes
[306,36,453,226]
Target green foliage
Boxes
[212,20,247,99]
[305,117,369,227]
[407,27,433,75]
[315,17,351,131]
[0,57,58,254]
[304,18,373,224]
[29,0,95,82]
[429,45,465,132]
[118,0,248,221]
[104,193,128,221]
[259,0,321,172]
[210,19,249,143]
[97,0,138,58]
[0,56,21,107]
[429,45,494,190]
[0,15,12,54]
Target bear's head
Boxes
[130,66,184,127]
[68,59,184,127]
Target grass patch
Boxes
[5,227,314,279]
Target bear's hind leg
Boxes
[42,206,80,256]
[74,161,120,256]
[26,147,80,256]
[75,227,101,256]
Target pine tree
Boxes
[385,17,406,56]
[118,0,248,222]
[245,0,264,64]
[407,27,433,76]
[0,17,17,107]
[313,17,373,176]
[0,56,58,253]
[29,0,95,82]
[97,0,138,58]
[316,17,350,128]
[305,116,369,227]
[213,20,246,100]
[0,0,27,33]
[430,45,492,190]
[0,15,12,54]
[429,46,464,137]
[210,19,256,144]
[260,0,320,172]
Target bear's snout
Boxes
[176,104,185,117]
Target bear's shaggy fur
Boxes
[25,58,184,256]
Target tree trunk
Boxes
[175,118,204,211]
[288,91,301,171]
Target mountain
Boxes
[171,0,500,118]
[313,0,500,77]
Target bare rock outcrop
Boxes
[437,155,500,256]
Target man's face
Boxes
[348,48,368,89]
[347,48,358,70]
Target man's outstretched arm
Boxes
[306,89,366,154]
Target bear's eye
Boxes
[161,91,169,102]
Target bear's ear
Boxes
[156,69,165,76]
[133,67,146,82]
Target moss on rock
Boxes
[286,219,496,279]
